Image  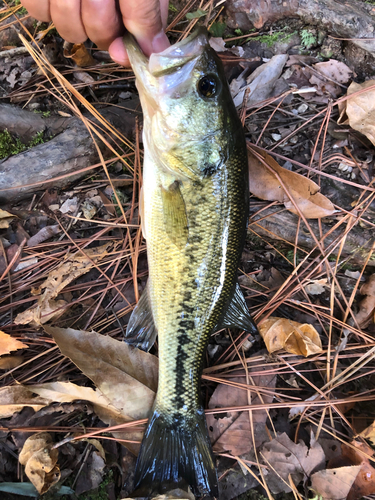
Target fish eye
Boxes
[197,75,218,98]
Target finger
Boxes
[21,0,51,22]
[81,0,123,50]
[50,0,87,44]
[119,0,170,56]
[108,37,130,66]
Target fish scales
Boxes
[124,27,258,498]
[146,146,248,421]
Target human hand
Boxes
[20,0,170,65]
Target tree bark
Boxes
[226,0,375,55]
[249,205,375,267]
[0,102,138,203]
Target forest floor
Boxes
[1,1,375,499]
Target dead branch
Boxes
[0,103,138,203]
[250,205,375,267]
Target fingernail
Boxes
[151,31,170,54]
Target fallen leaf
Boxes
[355,274,375,328]
[75,450,106,496]
[248,145,335,218]
[338,80,375,146]
[341,441,375,500]
[63,43,96,67]
[359,420,375,445]
[19,432,60,494]
[305,279,328,295]
[313,60,352,84]
[0,208,15,229]
[44,326,158,419]
[29,381,125,421]
[206,358,276,456]
[259,317,322,356]
[44,326,158,453]
[311,466,361,500]
[0,330,28,355]
[0,385,49,418]
[0,355,24,370]
[232,55,288,108]
[15,243,112,326]
[261,432,325,494]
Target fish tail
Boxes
[134,407,218,498]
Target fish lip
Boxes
[124,27,209,90]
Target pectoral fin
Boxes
[124,282,157,351]
[161,180,188,249]
[219,283,258,334]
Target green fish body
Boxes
[124,28,258,498]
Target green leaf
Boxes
[209,22,227,38]
[186,8,206,20]
[0,483,74,497]
[234,28,243,35]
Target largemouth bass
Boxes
[124,28,258,498]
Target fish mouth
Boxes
[124,28,209,117]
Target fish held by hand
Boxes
[124,27,258,498]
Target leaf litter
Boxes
[1,2,375,499]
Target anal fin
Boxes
[161,180,188,249]
[220,283,259,334]
[124,282,157,351]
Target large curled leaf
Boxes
[248,145,335,218]
[44,326,158,420]
[259,317,323,356]
[19,433,60,494]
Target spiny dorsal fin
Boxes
[220,283,258,334]
[161,180,188,249]
[124,282,157,351]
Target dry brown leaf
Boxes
[313,60,352,84]
[359,420,375,445]
[0,208,15,229]
[0,330,28,355]
[261,432,326,494]
[341,441,375,500]
[44,326,158,419]
[29,381,125,420]
[0,385,49,418]
[63,43,96,67]
[19,433,60,494]
[0,355,24,370]
[311,466,361,500]
[15,243,112,326]
[354,274,375,328]
[259,317,322,356]
[248,145,335,218]
[338,80,375,145]
[206,359,276,456]
[43,326,158,454]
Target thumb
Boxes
[119,0,170,55]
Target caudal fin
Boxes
[134,407,218,498]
